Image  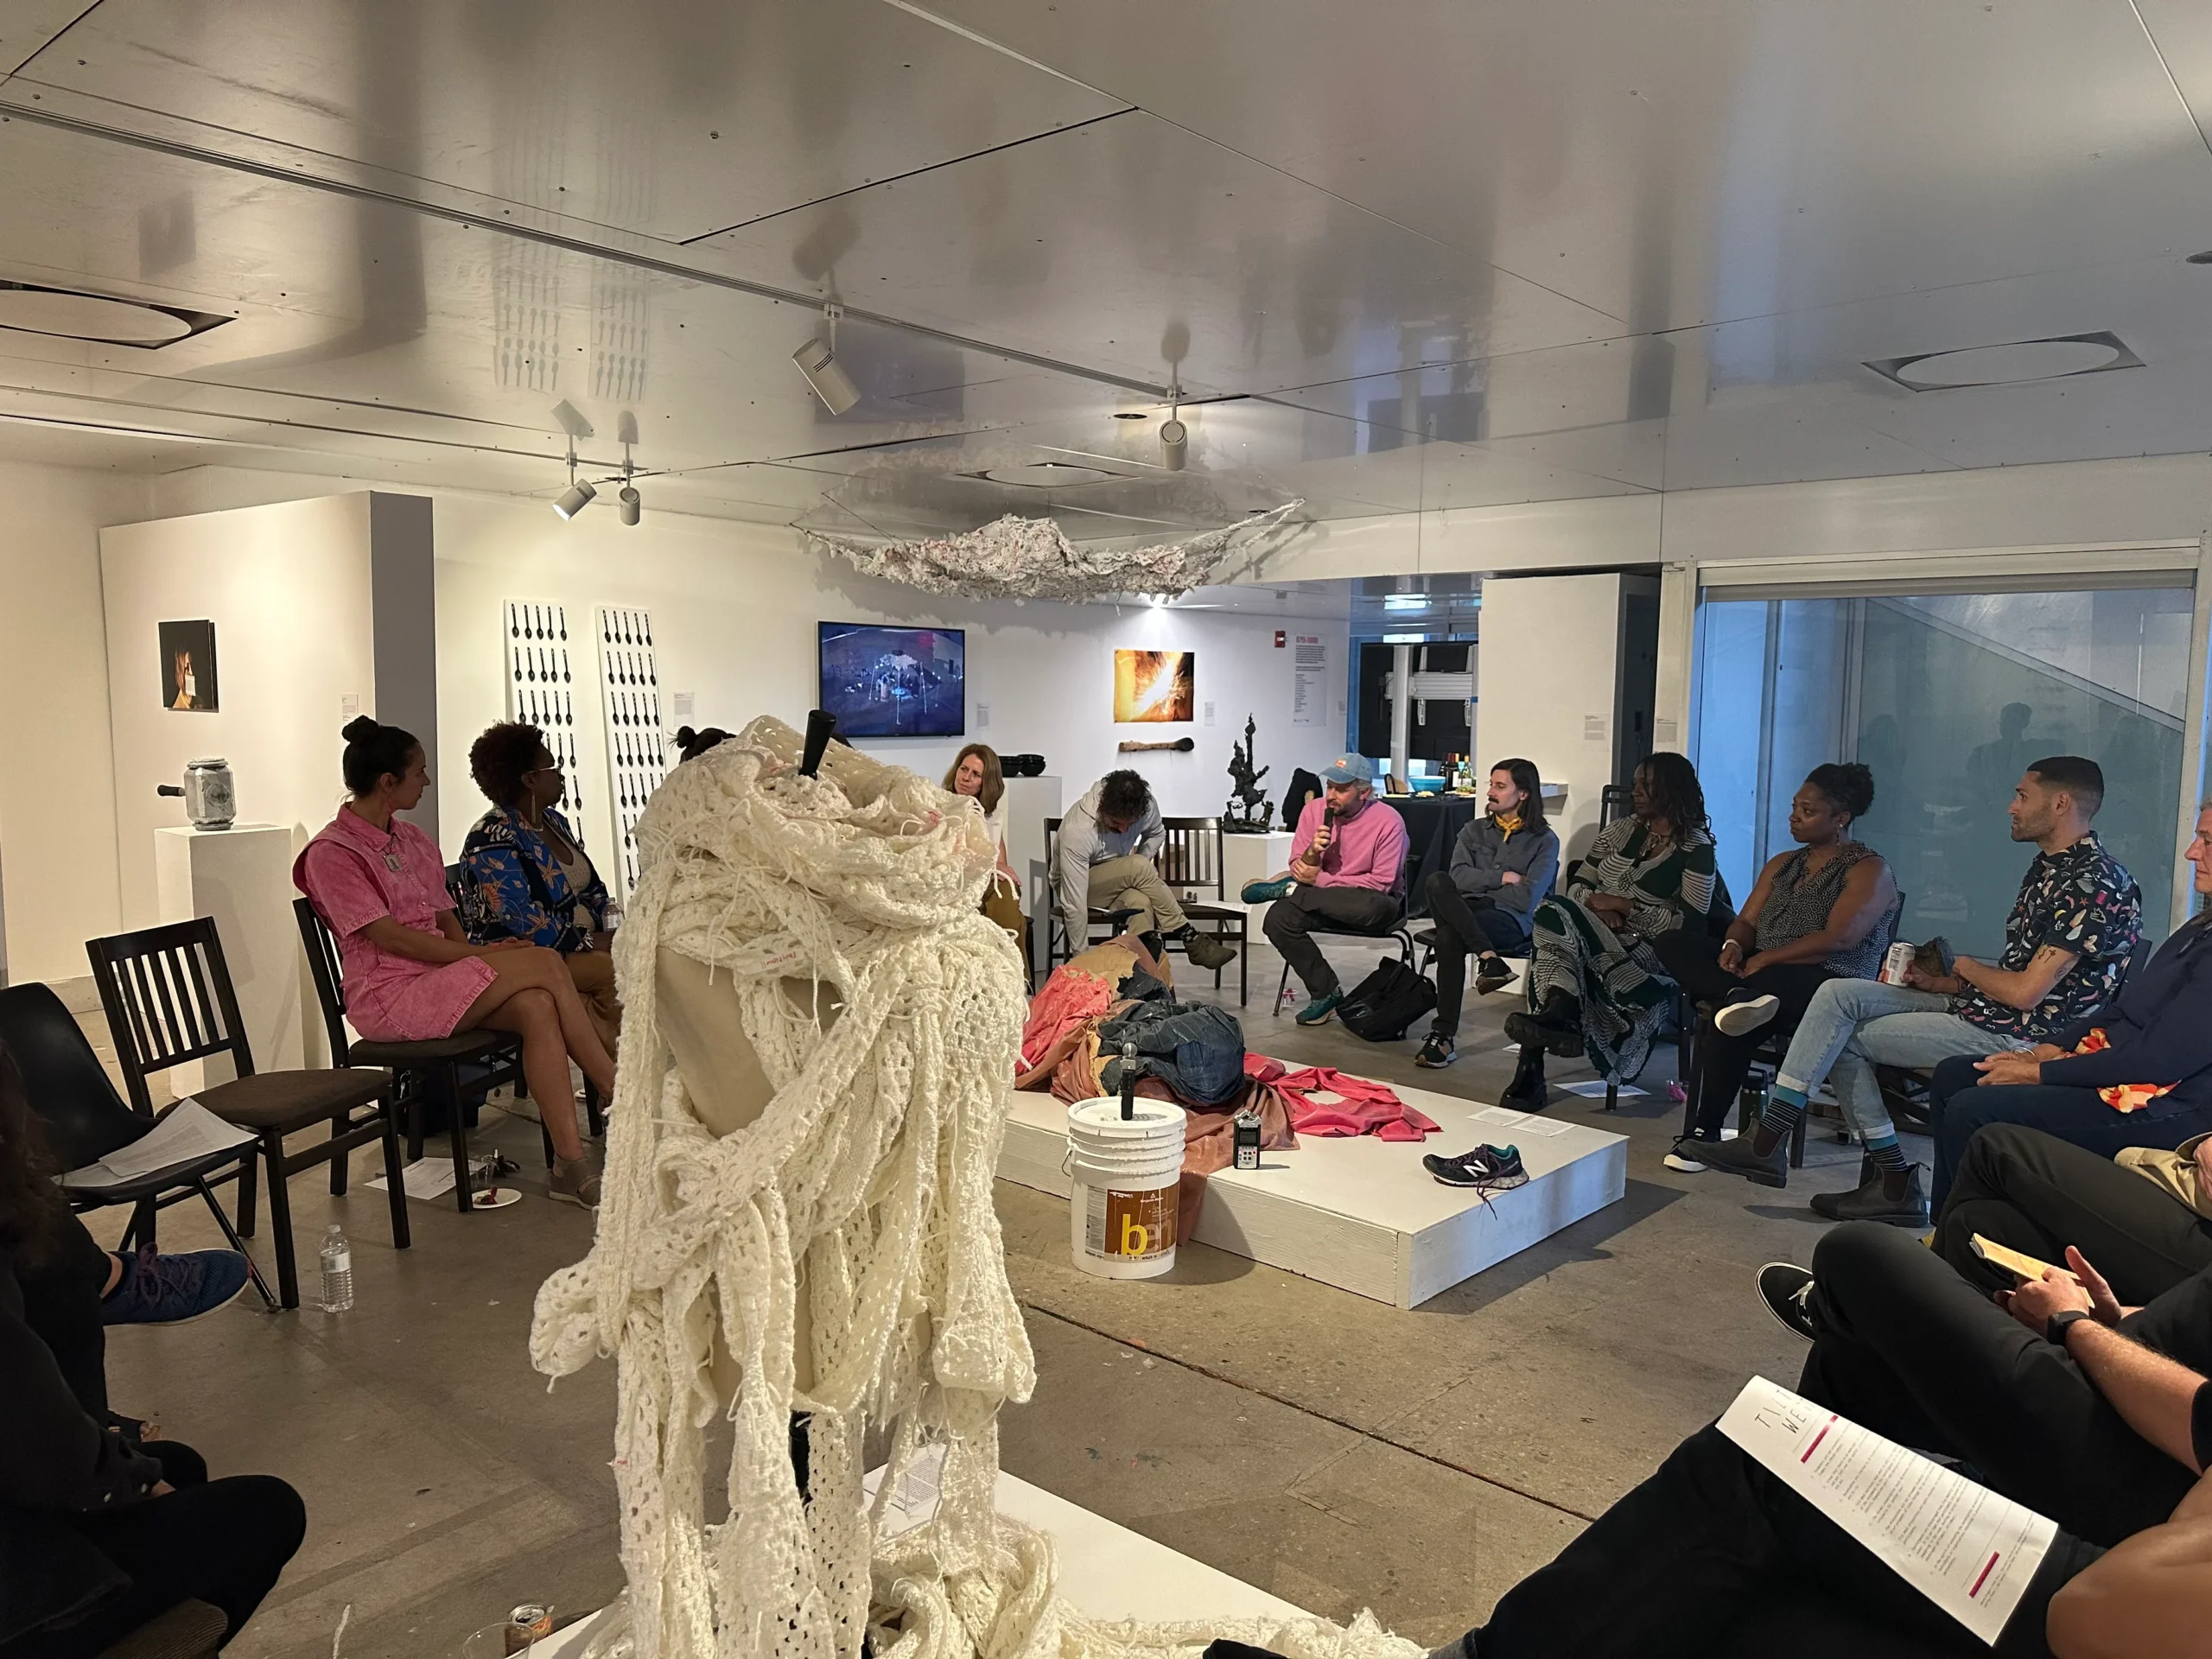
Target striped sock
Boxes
[1758,1084,1808,1139]
[1866,1135,1909,1173]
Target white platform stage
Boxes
[533,1460,1305,1656]
[1000,1076,1627,1308]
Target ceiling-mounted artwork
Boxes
[800,500,1303,603]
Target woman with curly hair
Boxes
[457,721,620,1055]
[1498,753,1722,1110]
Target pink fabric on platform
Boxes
[1246,1055,1441,1141]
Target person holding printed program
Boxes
[1699,756,2140,1226]
[1054,769,1236,970]
[1414,760,1559,1070]
[1260,753,1410,1026]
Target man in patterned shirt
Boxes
[1700,755,2141,1224]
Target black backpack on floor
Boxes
[1337,958,1437,1042]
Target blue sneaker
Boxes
[101,1247,253,1325]
[1294,990,1343,1026]
[1241,876,1294,903]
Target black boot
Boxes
[1498,1045,1548,1111]
[1810,1163,1929,1226]
[1505,1005,1586,1060]
[1535,988,1582,1031]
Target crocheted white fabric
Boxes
[798,501,1305,603]
[531,718,1421,1659]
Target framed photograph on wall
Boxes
[1114,648,1194,722]
[158,619,219,712]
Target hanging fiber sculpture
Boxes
[531,717,1417,1659]
[798,500,1305,603]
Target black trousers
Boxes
[1799,1223,2200,1547]
[0,1446,306,1659]
[1422,872,1531,1038]
[1262,884,1400,997]
[1648,931,1836,1136]
[1929,1056,2212,1212]
[1463,1421,2097,1659]
[1935,1122,2212,1304]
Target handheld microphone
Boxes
[798,709,837,779]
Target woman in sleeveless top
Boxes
[1652,763,1897,1166]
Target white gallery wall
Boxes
[0,461,147,984]
[100,494,382,931]
[1476,573,1627,862]
[430,495,1348,863]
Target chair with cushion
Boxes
[1158,816,1249,1007]
[294,896,531,1218]
[0,982,276,1311]
[85,919,409,1310]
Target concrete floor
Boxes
[96,934,1923,1658]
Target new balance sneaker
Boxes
[1294,990,1343,1026]
[1715,995,1782,1038]
[1423,1144,1529,1191]
[101,1246,253,1325]
[1756,1262,1818,1341]
[1414,1033,1458,1069]
[1240,876,1295,904]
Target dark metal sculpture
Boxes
[1224,715,1273,832]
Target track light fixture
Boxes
[619,485,641,526]
[1159,385,1187,472]
[616,419,641,526]
[553,478,595,519]
[793,302,861,416]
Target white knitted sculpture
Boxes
[532,718,1417,1659]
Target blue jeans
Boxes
[1775,977,2031,1143]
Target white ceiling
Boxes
[3,0,2211,536]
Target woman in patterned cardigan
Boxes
[1501,753,1721,1109]
[457,721,621,1055]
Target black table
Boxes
[1383,795,1483,919]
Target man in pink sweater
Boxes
[1262,753,1411,1024]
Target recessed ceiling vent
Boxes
[0,282,231,348]
[1865,331,2140,391]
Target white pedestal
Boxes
[1000,1075,1627,1308]
[1002,774,1063,976]
[534,1457,1307,1659]
[1219,830,1294,915]
[154,823,304,1083]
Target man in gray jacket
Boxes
[1415,758,1560,1068]
[1056,769,1236,969]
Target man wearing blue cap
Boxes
[1261,753,1410,1024]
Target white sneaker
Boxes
[1715,995,1781,1038]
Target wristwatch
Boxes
[2047,1308,2094,1346]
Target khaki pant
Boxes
[565,948,623,1058]
[1084,853,1186,937]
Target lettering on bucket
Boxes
[1083,1184,1178,1259]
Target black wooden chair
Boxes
[1159,816,1249,1007]
[295,896,527,1217]
[84,919,408,1310]
[0,982,276,1310]
[1270,907,1417,1017]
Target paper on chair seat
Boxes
[61,1100,254,1190]
[1719,1376,2056,1644]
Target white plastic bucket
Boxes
[1065,1096,1186,1280]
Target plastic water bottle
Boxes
[319,1224,354,1313]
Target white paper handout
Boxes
[61,1099,255,1190]
[1719,1376,2056,1645]
[1473,1104,1569,1136]
[367,1159,461,1200]
[1556,1078,1645,1099]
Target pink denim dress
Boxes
[294,809,498,1041]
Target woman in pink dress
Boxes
[295,717,614,1209]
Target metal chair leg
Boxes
[442,1062,474,1217]
[1274,960,1291,1016]
[377,1090,411,1251]
[1605,1080,1619,1112]
[235,1150,258,1238]
[195,1173,276,1311]
[257,1132,300,1310]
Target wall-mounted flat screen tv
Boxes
[817,622,966,738]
